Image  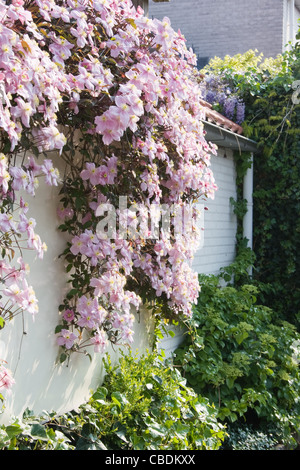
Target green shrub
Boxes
[203,47,300,326]
[0,349,226,450]
[174,273,300,448]
[67,350,225,450]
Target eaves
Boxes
[203,120,258,153]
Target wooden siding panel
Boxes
[193,151,237,275]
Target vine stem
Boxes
[13,311,27,376]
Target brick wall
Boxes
[149,0,284,64]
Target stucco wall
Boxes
[0,152,154,424]
[0,142,238,423]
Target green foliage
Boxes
[69,350,225,450]
[201,49,284,78]
[0,350,226,450]
[174,270,300,448]
[0,409,74,450]
[222,422,283,451]
[203,46,300,326]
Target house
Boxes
[149,0,300,68]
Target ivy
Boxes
[0,349,226,450]
[202,43,300,327]
[173,263,300,449]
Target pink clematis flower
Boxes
[41,159,60,186]
[63,309,75,323]
[57,329,78,350]
[0,363,15,392]
[80,162,102,186]
[90,329,108,353]
[11,97,34,127]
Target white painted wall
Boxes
[0,152,154,424]
[0,145,238,422]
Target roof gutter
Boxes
[203,120,258,153]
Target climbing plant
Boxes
[202,45,300,327]
[0,0,218,388]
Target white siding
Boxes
[192,147,237,275]
[157,323,188,360]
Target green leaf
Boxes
[59,353,68,364]
[30,423,48,441]
[66,288,78,299]
[125,18,137,29]
[115,425,129,443]
[75,436,96,450]
[92,386,108,403]
[226,378,235,389]
[55,324,64,334]
[5,424,23,439]
[235,331,249,345]
[152,374,163,385]
[111,392,128,408]
[148,424,165,438]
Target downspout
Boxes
[286,0,295,49]
[290,0,295,45]
[243,153,254,274]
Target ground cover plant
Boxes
[0,349,226,450]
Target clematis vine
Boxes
[0,0,218,366]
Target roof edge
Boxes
[203,121,258,153]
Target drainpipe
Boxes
[286,0,295,49]
[132,0,148,15]
[243,153,254,274]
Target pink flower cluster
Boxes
[0,0,218,358]
[0,151,61,327]
[0,361,15,394]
